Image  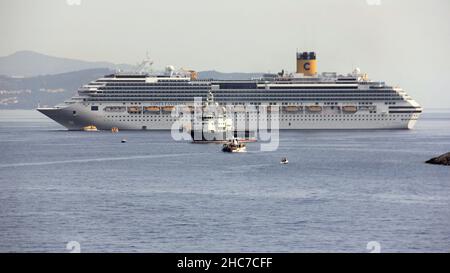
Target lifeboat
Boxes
[342,106,358,113]
[127,106,142,114]
[162,106,175,112]
[111,127,119,133]
[282,106,300,112]
[307,105,322,112]
[144,106,160,113]
[83,125,98,132]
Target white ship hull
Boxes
[37,101,421,130]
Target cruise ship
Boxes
[37,52,422,130]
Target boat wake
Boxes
[0,152,208,169]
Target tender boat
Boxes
[342,105,358,113]
[280,157,289,164]
[162,106,175,112]
[144,106,161,113]
[307,105,322,112]
[83,125,98,132]
[127,106,141,114]
[282,106,301,113]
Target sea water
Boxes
[0,110,449,252]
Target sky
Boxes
[0,0,449,108]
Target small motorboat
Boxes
[222,138,246,153]
[280,157,289,164]
[121,139,127,143]
[83,125,98,132]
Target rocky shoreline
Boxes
[425,152,450,166]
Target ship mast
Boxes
[135,51,154,74]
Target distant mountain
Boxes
[0,51,264,81]
[0,51,134,77]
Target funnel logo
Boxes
[303,62,311,71]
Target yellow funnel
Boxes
[296,52,317,76]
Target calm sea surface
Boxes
[0,110,449,252]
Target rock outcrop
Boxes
[426,152,450,166]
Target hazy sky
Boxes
[1,0,449,107]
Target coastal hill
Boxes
[0,68,112,109]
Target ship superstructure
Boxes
[190,90,233,141]
[37,52,422,130]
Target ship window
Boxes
[91,106,98,111]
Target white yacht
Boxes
[190,90,233,142]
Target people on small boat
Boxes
[222,138,246,153]
[280,157,288,164]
